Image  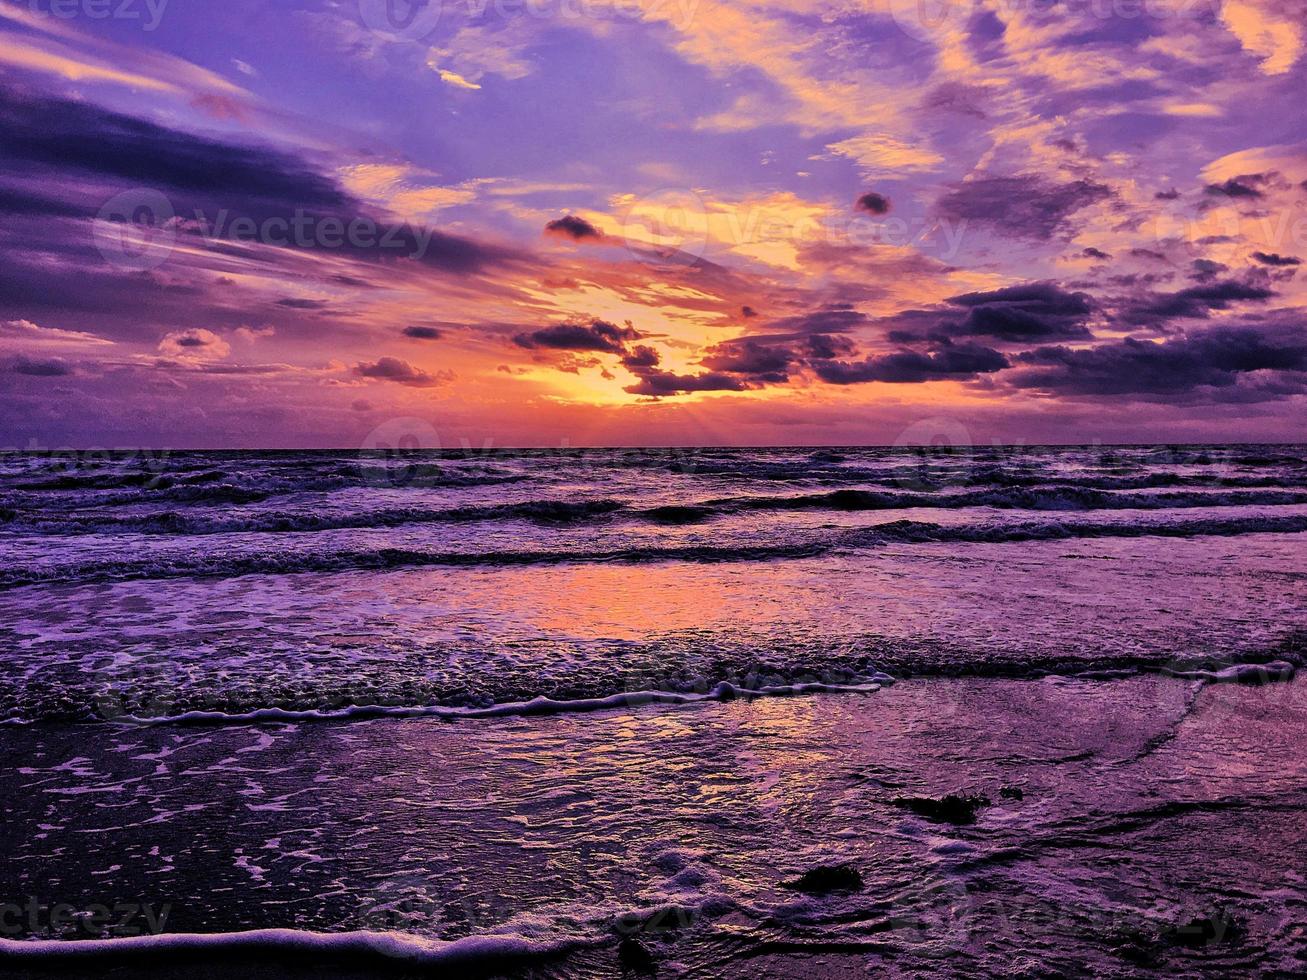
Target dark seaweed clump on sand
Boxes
[892,793,992,825]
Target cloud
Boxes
[623,370,751,396]
[403,326,443,340]
[0,85,516,275]
[803,333,858,359]
[941,282,1095,341]
[621,345,661,370]
[765,305,868,335]
[235,325,276,342]
[1252,251,1302,266]
[158,328,231,359]
[823,135,944,177]
[699,339,795,383]
[513,320,641,354]
[885,283,1096,344]
[0,318,112,348]
[934,175,1112,241]
[1204,175,1268,199]
[855,191,891,215]
[1191,259,1229,282]
[814,342,1010,384]
[8,355,73,376]
[435,69,482,91]
[1121,280,1276,325]
[544,215,603,241]
[353,357,447,387]
[1007,323,1307,397]
[0,85,349,213]
[1221,0,1304,75]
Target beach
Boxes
[1,446,1305,976]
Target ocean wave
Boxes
[0,466,528,511]
[715,486,1307,514]
[7,484,1307,536]
[0,928,590,973]
[4,512,1307,588]
[0,498,627,535]
[3,654,1294,728]
[94,678,892,728]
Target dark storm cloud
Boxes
[1190,259,1228,282]
[275,298,331,309]
[168,330,217,349]
[765,305,868,334]
[544,215,603,241]
[0,184,87,218]
[1007,324,1307,397]
[623,370,751,396]
[1252,252,1302,267]
[513,320,641,354]
[948,282,1093,317]
[934,175,1112,240]
[1081,247,1110,260]
[803,333,858,359]
[698,339,795,383]
[0,85,350,211]
[1121,280,1275,325]
[855,191,891,215]
[0,83,516,276]
[890,282,1095,343]
[8,356,74,377]
[1204,175,1267,199]
[621,345,661,370]
[403,326,443,340]
[813,342,1009,384]
[353,357,445,387]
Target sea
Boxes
[0,445,1304,977]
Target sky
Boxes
[1,0,1306,448]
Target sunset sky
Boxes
[2,0,1306,447]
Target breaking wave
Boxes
[4,513,1307,589]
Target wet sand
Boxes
[3,673,1305,977]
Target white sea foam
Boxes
[0,927,589,969]
[1161,660,1296,683]
[115,677,894,727]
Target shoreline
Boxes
[2,674,1304,976]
